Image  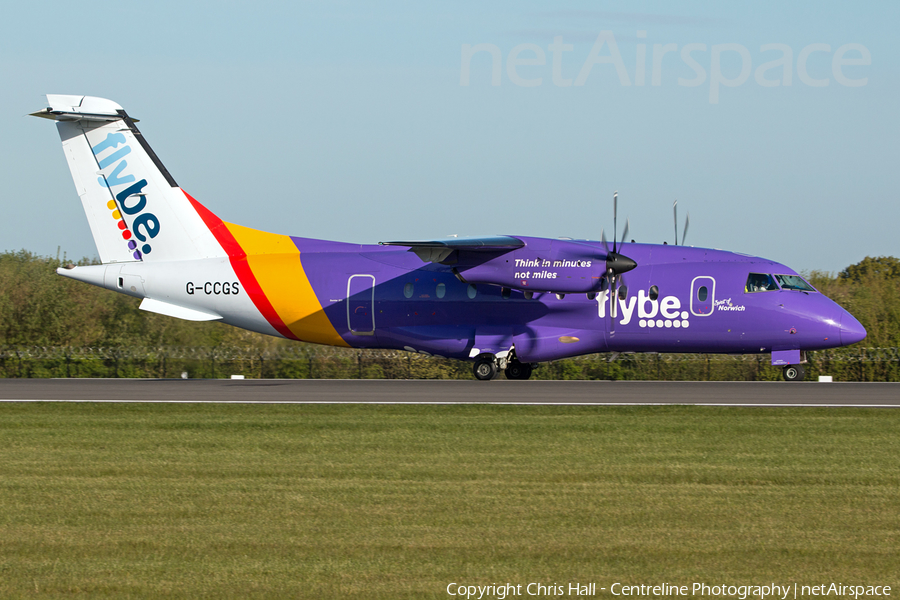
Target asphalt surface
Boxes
[0,379,897,406]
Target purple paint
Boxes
[295,237,865,367]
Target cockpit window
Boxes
[774,274,816,292]
[745,273,779,293]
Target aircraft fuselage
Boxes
[62,236,866,368]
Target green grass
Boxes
[0,404,897,599]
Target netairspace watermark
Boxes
[460,31,871,103]
[446,581,892,599]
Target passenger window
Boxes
[745,273,779,293]
[698,286,708,302]
[467,284,477,299]
[774,274,816,292]
[649,285,659,301]
[403,283,414,298]
[618,285,628,300]
[436,283,446,299]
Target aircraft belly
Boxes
[376,326,475,359]
[514,327,606,363]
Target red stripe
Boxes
[185,190,297,340]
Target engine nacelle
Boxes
[455,238,605,294]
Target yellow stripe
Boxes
[224,223,347,347]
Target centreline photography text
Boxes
[446,581,892,599]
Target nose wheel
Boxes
[782,364,806,381]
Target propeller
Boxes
[673,200,678,245]
[601,191,637,336]
[673,200,690,246]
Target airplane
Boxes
[32,94,867,382]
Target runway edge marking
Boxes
[0,400,898,408]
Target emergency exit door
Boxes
[690,276,716,317]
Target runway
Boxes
[0,379,897,407]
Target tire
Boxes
[505,361,533,380]
[782,364,806,381]
[473,358,497,381]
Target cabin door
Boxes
[347,275,376,335]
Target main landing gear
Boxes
[782,364,806,381]
[504,360,533,380]
[472,357,498,380]
[471,352,534,380]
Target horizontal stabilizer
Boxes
[30,95,129,122]
[139,298,222,322]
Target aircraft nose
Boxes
[840,311,867,346]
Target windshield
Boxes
[745,273,779,293]
[774,274,816,292]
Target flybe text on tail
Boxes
[92,132,158,260]
[34,94,227,264]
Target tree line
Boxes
[1,251,898,381]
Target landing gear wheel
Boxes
[473,358,498,381]
[505,361,533,380]
[782,364,806,381]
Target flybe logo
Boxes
[92,132,160,260]
[597,289,693,329]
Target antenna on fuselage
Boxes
[674,200,678,245]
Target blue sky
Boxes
[2,1,897,273]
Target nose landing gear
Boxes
[782,364,806,381]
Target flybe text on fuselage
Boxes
[597,289,692,328]
[92,132,160,260]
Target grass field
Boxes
[0,403,897,599]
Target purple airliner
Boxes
[34,95,866,381]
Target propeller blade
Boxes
[613,191,618,253]
[599,190,637,336]
[673,200,678,245]
[609,270,618,335]
[682,213,690,247]
[608,270,630,337]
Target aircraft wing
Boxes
[379,236,524,263]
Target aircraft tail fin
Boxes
[33,95,225,263]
